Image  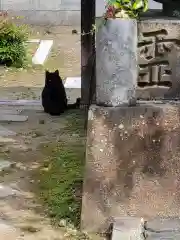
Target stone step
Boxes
[0,184,20,198]
[0,100,41,106]
[32,40,53,65]
[0,125,16,136]
[112,217,145,240]
[0,160,13,171]
[0,115,28,122]
[146,231,180,239]
[111,217,180,239]
[64,77,81,89]
[0,100,43,111]
[145,218,180,239]
[0,109,22,115]
[0,106,43,111]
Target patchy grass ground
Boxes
[0,107,101,239]
[0,25,80,100]
[0,25,103,239]
[34,111,85,227]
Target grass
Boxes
[39,142,85,226]
[35,110,86,228]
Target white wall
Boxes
[148,0,162,9]
[96,0,162,17]
[1,0,80,10]
[0,0,162,25]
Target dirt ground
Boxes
[0,26,90,239]
[0,25,81,100]
[0,105,85,240]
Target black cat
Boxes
[41,70,81,116]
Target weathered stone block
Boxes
[96,19,137,106]
[145,217,180,239]
[112,217,145,240]
[137,19,180,99]
[81,103,180,233]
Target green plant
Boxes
[91,0,148,37]
[0,19,29,67]
[105,0,148,19]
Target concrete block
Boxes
[145,217,180,239]
[0,109,22,115]
[0,100,42,111]
[64,77,81,89]
[0,125,16,136]
[81,103,180,233]
[112,217,145,240]
[0,184,20,198]
[0,115,28,122]
[0,160,13,171]
[32,40,53,65]
[0,100,41,106]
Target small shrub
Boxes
[0,18,29,67]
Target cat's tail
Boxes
[67,98,81,109]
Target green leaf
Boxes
[105,0,115,8]
[114,1,122,9]
[105,0,148,19]
[132,0,142,10]
[142,0,148,12]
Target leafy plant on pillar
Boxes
[93,0,148,35]
[105,0,148,19]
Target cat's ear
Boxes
[54,70,59,76]
[45,70,49,76]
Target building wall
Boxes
[0,0,162,25]
[96,0,162,17]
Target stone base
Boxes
[81,103,180,233]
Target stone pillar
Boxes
[96,19,138,106]
[81,15,180,237]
